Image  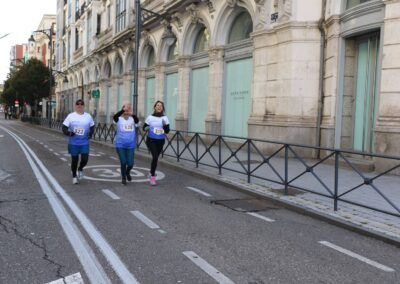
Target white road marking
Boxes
[110,156,118,160]
[49,148,54,152]
[46,272,84,284]
[246,212,275,223]
[0,135,4,138]
[131,211,160,229]
[2,127,140,284]
[54,152,60,156]
[158,229,167,234]
[98,152,105,155]
[186,186,212,197]
[183,251,235,284]
[102,189,120,200]
[319,241,395,272]
[61,158,68,162]
[44,145,49,148]
[0,170,11,182]
[1,127,112,284]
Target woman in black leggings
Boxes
[142,101,170,185]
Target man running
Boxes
[62,99,95,184]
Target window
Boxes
[147,47,155,67]
[193,27,209,54]
[75,0,80,20]
[167,41,178,61]
[228,12,253,44]
[116,0,126,33]
[75,28,79,50]
[96,14,101,35]
[347,0,373,9]
[68,0,72,24]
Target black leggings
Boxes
[71,154,89,177]
[146,138,165,176]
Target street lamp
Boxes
[29,24,54,127]
[133,1,175,115]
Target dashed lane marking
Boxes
[60,158,68,162]
[46,272,84,284]
[186,186,212,197]
[183,251,235,284]
[319,241,395,272]
[102,189,120,200]
[246,212,275,223]
[130,211,160,230]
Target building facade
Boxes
[55,0,400,157]
[9,44,28,67]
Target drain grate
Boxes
[211,198,280,212]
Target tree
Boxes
[1,58,51,107]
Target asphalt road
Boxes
[0,117,399,284]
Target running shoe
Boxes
[126,171,132,182]
[122,178,127,185]
[150,176,156,186]
[72,177,79,184]
[77,170,84,180]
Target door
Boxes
[190,67,209,133]
[353,35,379,152]
[165,72,178,129]
[146,77,155,117]
[224,57,252,138]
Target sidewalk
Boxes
[21,121,400,246]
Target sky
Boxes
[0,0,56,83]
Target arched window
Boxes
[104,61,111,78]
[167,40,178,61]
[147,46,155,67]
[193,27,209,54]
[228,12,253,44]
[115,57,123,75]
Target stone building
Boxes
[55,0,400,157]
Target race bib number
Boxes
[122,124,134,132]
[153,127,164,135]
[73,127,85,136]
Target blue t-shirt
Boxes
[63,112,94,146]
[114,116,137,148]
[145,115,169,140]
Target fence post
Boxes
[196,134,199,168]
[218,136,222,175]
[177,131,180,162]
[334,150,339,211]
[284,144,289,195]
[247,139,251,183]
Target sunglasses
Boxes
[76,103,84,106]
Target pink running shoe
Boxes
[150,175,156,186]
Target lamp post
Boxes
[133,1,175,115]
[29,24,54,127]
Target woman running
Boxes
[113,103,139,185]
[143,101,170,186]
[62,99,95,184]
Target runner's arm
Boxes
[163,124,170,134]
[142,122,149,131]
[113,109,124,123]
[89,125,95,139]
[62,125,75,136]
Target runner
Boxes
[143,101,170,186]
[62,99,95,184]
[113,103,139,185]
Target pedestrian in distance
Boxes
[62,99,95,184]
[143,100,170,186]
[4,108,8,120]
[113,103,139,185]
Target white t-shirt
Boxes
[145,115,169,139]
[63,112,95,145]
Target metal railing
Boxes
[21,116,400,218]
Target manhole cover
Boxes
[211,198,279,212]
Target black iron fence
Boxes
[21,116,400,218]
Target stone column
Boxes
[375,0,400,156]
[138,69,146,119]
[155,63,166,102]
[206,46,224,135]
[175,56,191,131]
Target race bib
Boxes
[73,127,85,136]
[153,127,164,135]
[122,124,134,132]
